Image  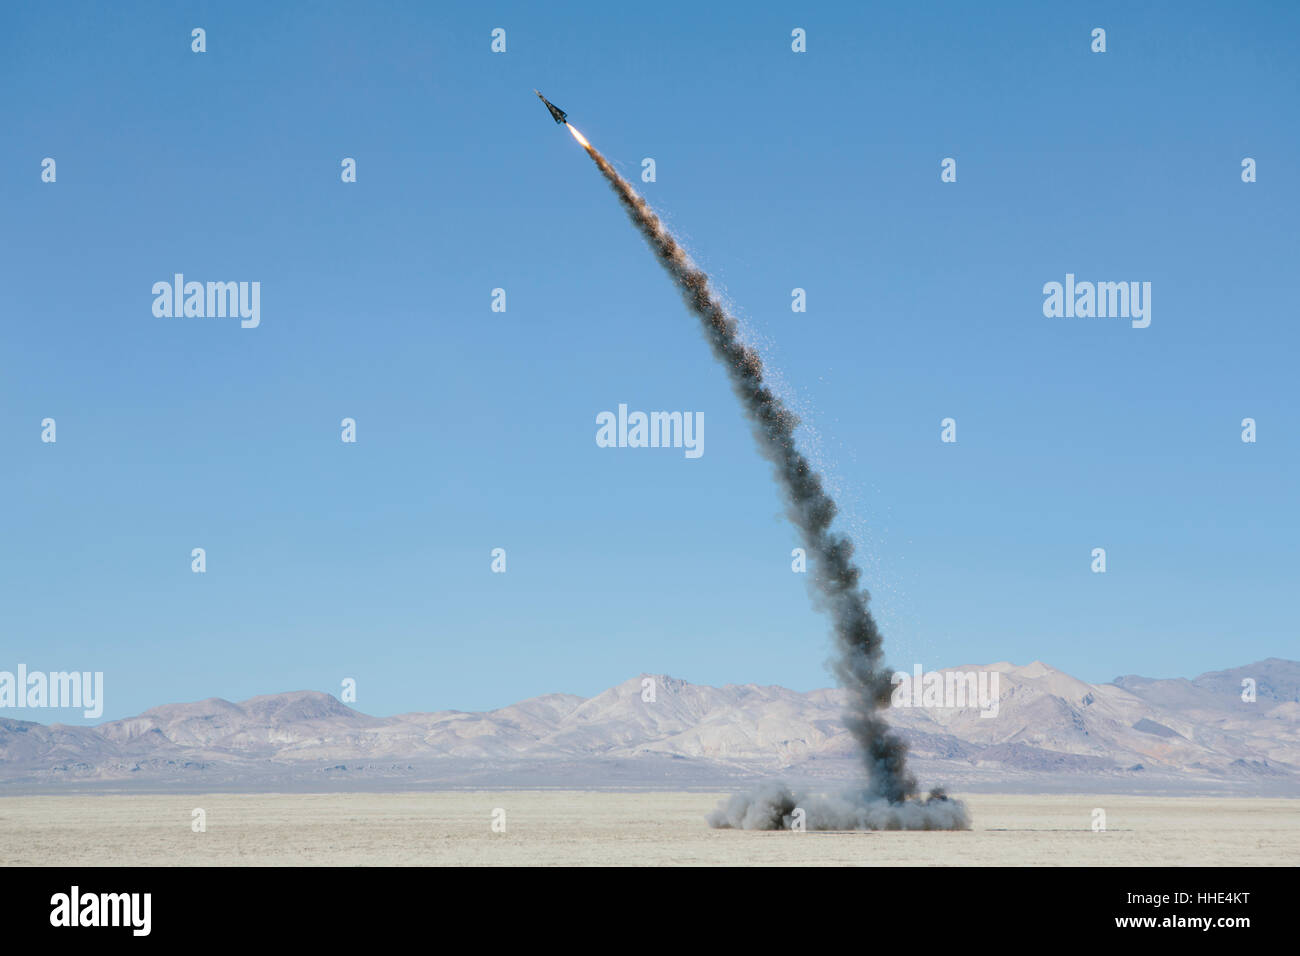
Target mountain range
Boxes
[2,659,1297,794]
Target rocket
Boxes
[534,90,568,125]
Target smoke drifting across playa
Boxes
[569,125,968,831]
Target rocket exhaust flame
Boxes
[567,124,969,831]
[566,124,591,149]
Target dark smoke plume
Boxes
[577,136,968,830]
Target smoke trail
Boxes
[573,130,968,830]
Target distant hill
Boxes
[2,660,1297,794]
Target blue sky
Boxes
[2,1,1296,723]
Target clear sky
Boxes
[3,1,1296,724]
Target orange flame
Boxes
[567,124,591,149]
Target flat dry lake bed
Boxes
[1,792,1295,866]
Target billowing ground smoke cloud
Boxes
[576,134,969,831]
[705,781,970,832]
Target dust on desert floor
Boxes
[0,792,1295,866]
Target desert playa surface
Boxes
[1,792,1295,866]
